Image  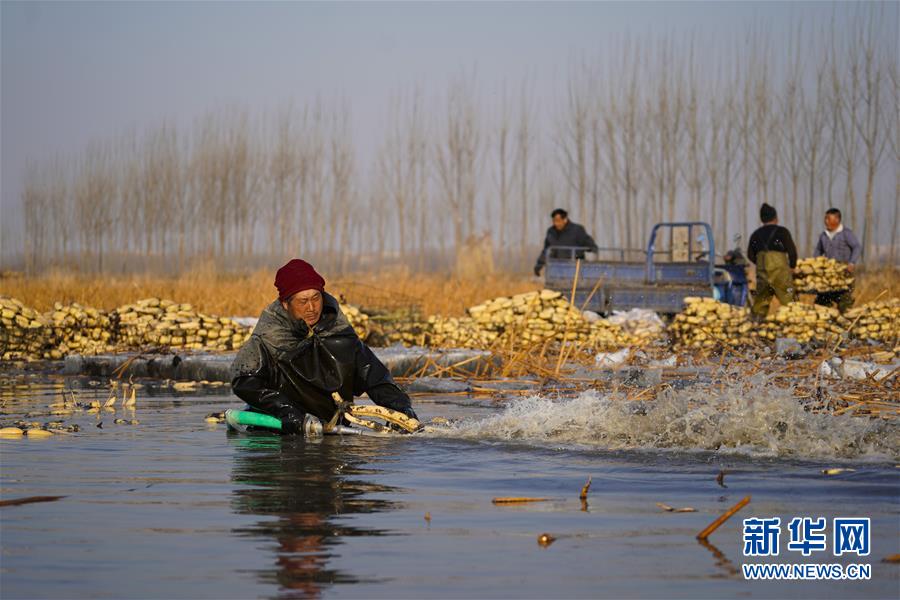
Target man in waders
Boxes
[230,259,416,435]
[747,203,798,318]
[813,208,861,313]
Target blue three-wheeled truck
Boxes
[543,222,749,315]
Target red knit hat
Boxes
[275,259,325,301]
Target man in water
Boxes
[231,259,416,435]
[813,208,861,313]
[533,208,598,276]
[747,203,798,318]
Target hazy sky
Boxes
[0,1,877,252]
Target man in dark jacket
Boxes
[533,208,598,276]
[813,208,861,313]
[747,203,798,318]
[231,259,416,435]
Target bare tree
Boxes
[751,40,775,209]
[801,54,830,254]
[658,40,686,226]
[738,44,755,237]
[640,44,668,232]
[45,158,71,263]
[831,29,862,231]
[705,92,723,248]
[190,113,224,259]
[225,112,259,257]
[305,100,328,258]
[379,88,426,263]
[142,123,181,260]
[329,102,355,271]
[369,172,389,262]
[492,83,513,261]
[780,24,805,242]
[515,79,535,262]
[683,41,706,223]
[557,59,592,227]
[74,145,117,272]
[410,89,430,270]
[21,164,48,274]
[380,91,409,259]
[889,53,899,265]
[434,74,480,252]
[266,107,299,258]
[603,84,624,246]
[718,84,740,252]
[853,5,890,263]
[618,43,643,248]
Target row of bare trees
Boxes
[12,9,898,274]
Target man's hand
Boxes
[846,263,855,274]
[387,406,420,433]
[533,265,542,277]
[277,407,306,435]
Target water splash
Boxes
[434,377,898,460]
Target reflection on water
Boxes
[228,433,399,597]
[697,539,740,578]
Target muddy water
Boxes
[1,374,898,599]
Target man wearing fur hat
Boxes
[231,259,417,435]
[747,203,798,318]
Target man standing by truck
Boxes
[813,208,861,313]
[533,208,598,276]
[747,203,798,318]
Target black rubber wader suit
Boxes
[231,293,415,433]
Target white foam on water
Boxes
[432,377,898,460]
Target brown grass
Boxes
[0,267,539,317]
[849,266,900,304]
[1,265,895,318]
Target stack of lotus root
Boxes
[44,302,113,359]
[467,290,590,345]
[606,309,667,347]
[114,298,251,351]
[357,307,428,347]
[758,302,850,345]
[793,257,854,293]
[425,315,498,348]
[379,318,429,347]
[587,319,635,351]
[844,298,900,343]
[0,297,50,360]
[423,294,637,351]
[669,297,755,349]
[339,303,371,341]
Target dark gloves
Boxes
[533,265,542,277]
[385,406,419,434]
[277,406,307,435]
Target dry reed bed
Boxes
[0,268,540,318]
[2,267,897,318]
